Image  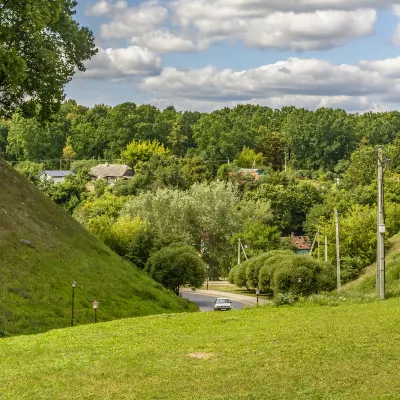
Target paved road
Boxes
[181,291,248,312]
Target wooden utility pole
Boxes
[335,209,341,293]
[240,241,248,261]
[377,147,385,299]
[238,238,241,265]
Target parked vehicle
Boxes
[214,298,232,311]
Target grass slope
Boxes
[0,159,196,336]
[344,234,400,296]
[1,300,400,399]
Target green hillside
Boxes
[0,159,196,337]
[1,299,400,399]
[343,234,400,296]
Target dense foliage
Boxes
[4,100,400,295]
[0,1,96,120]
[229,251,335,299]
[145,244,206,294]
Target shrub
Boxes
[258,251,294,292]
[145,244,206,295]
[233,261,250,288]
[274,292,296,306]
[272,256,335,296]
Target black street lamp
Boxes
[206,266,209,290]
[92,300,99,323]
[71,281,76,327]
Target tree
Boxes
[121,140,170,168]
[0,119,9,156]
[6,113,65,161]
[254,128,286,170]
[235,146,265,168]
[62,137,76,160]
[145,244,206,294]
[0,0,97,120]
[14,161,44,184]
[283,108,357,171]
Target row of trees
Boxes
[229,251,335,298]
[3,102,400,175]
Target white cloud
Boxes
[131,30,200,53]
[172,0,397,20]
[150,95,379,113]
[359,57,400,79]
[139,57,400,112]
[192,9,376,51]
[99,1,168,39]
[86,0,392,53]
[77,46,162,79]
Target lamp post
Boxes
[92,300,99,323]
[71,281,76,327]
[206,266,209,290]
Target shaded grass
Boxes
[1,299,400,399]
[343,233,400,297]
[0,159,197,337]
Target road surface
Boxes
[181,291,249,312]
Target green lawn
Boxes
[1,299,400,399]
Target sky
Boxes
[66,0,400,112]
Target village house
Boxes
[237,168,263,180]
[90,163,134,185]
[290,233,311,255]
[38,170,76,184]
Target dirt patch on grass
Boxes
[188,352,214,360]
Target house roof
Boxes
[290,234,311,250]
[39,170,75,178]
[90,164,133,178]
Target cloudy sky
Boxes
[67,0,400,112]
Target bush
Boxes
[145,244,206,295]
[274,292,296,306]
[245,254,269,288]
[233,261,250,288]
[258,251,294,292]
[341,256,365,283]
[272,256,335,296]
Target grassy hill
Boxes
[0,159,196,337]
[343,234,400,296]
[1,299,400,399]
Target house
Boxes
[290,233,311,255]
[238,168,263,180]
[38,170,76,184]
[90,163,134,185]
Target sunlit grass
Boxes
[1,299,400,399]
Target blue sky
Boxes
[67,1,400,112]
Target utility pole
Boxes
[324,235,328,262]
[240,241,248,261]
[377,147,385,300]
[238,238,241,265]
[335,209,341,293]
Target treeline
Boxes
[2,101,400,173]
[3,101,400,292]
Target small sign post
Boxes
[255,288,260,304]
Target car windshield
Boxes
[216,299,229,303]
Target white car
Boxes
[214,298,232,311]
